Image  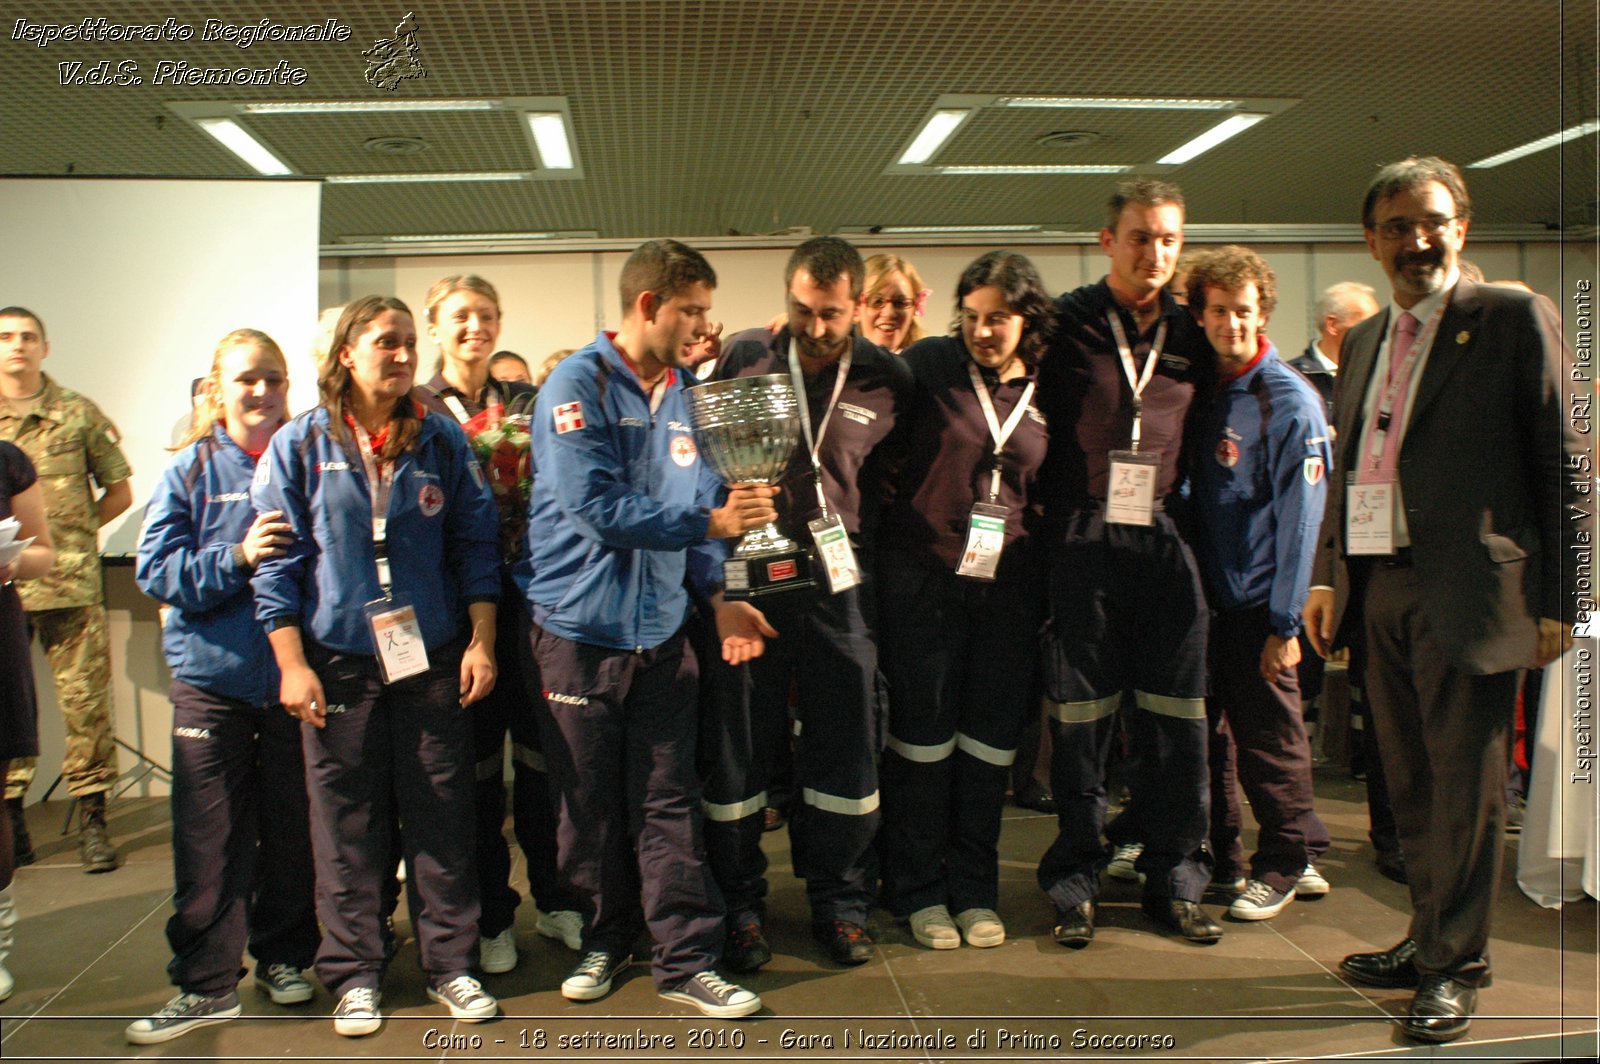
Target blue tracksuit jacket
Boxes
[518,332,728,652]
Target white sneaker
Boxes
[479,927,518,974]
[536,909,584,951]
[1297,864,1331,896]
[333,986,382,1037]
[907,904,959,949]
[428,974,498,1021]
[1229,880,1295,921]
[954,908,1006,948]
[1107,842,1144,881]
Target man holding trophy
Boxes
[698,237,913,970]
[520,239,775,1018]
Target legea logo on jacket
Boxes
[544,690,589,706]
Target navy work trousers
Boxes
[472,593,577,937]
[700,583,882,928]
[1206,605,1330,891]
[532,623,723,989]
[301,640,479,995]
[166,681,318,996]
[1038,509,1212,907]
[877,555,1043,916]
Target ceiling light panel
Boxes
[1155,113,1269,164]
[897,109,975,165]
[195,118,293,175]
[889,95,1295,177]
[1001,96,1238,110]
[1468,120,1600,168]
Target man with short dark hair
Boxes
[1184,246,1332,921]
[0,306,132,873]
[700,236,912,969]
[1035,179,1224,946]
[1305,156,1582,1043]
[521,239,775,1018]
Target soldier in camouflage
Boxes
[0,307,132,873]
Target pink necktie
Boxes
[1375,312,1419,474]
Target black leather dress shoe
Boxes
[1141,898,1222,943]
[812,920,874,966]
[723,920,772,973]
[1340,938,1420,988]
[1013,782,1058,814]
[1052,901,1095,947]
[1402,974,1477,1043]
[1375,850,1409,884]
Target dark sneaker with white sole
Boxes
[428,975,498,1020]
[561,950,631,1001]
[125,991,241,1044]
[333,987,382,1037]
[258,963,314,1005]
[658,970,761,1018]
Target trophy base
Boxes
[723,546,815,599]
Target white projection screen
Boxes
[0,176,322,547]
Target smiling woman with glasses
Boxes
[856,253,932,354]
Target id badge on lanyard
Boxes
[1105,314,1164,527]
[1345,474,1397,555]
[957,502,1008,581]
[363,595,429,682]
[790,341,860,595]
[958,362,1034,580]
[808,513,860,593]
[352,423,430,682]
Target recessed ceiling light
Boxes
[323,171,531,184]
[1469,120,1600,168]
[938,164,1131,175]
[1156,113,1268,165]
[381,232,578,241]
[876,225,1041,234]
[898,109,974,165]
[1002,96,1237,110]
[526,113,576,170]
[241,100,497,114]
[196,117,293,175]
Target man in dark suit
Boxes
[1304,156,1581,1043]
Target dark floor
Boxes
[0,771,1594,1063]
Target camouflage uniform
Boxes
[0,374,130,799]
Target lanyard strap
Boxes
[1362,300,1448,470]
[1107,313,1165,451]
[966,362,1035,502]
[787,340,852,517]
[437,383,504,426]
[350,422,396,595]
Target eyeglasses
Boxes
[1372,215,1458,241]
[865,296,915,312]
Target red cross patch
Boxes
[670,435,697,467]
[1215,439,1240,468]
[418,484,445,517]
[553,401,585,434]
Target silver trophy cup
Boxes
[687,373,815,597]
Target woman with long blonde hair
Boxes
[129,329,318,1043]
